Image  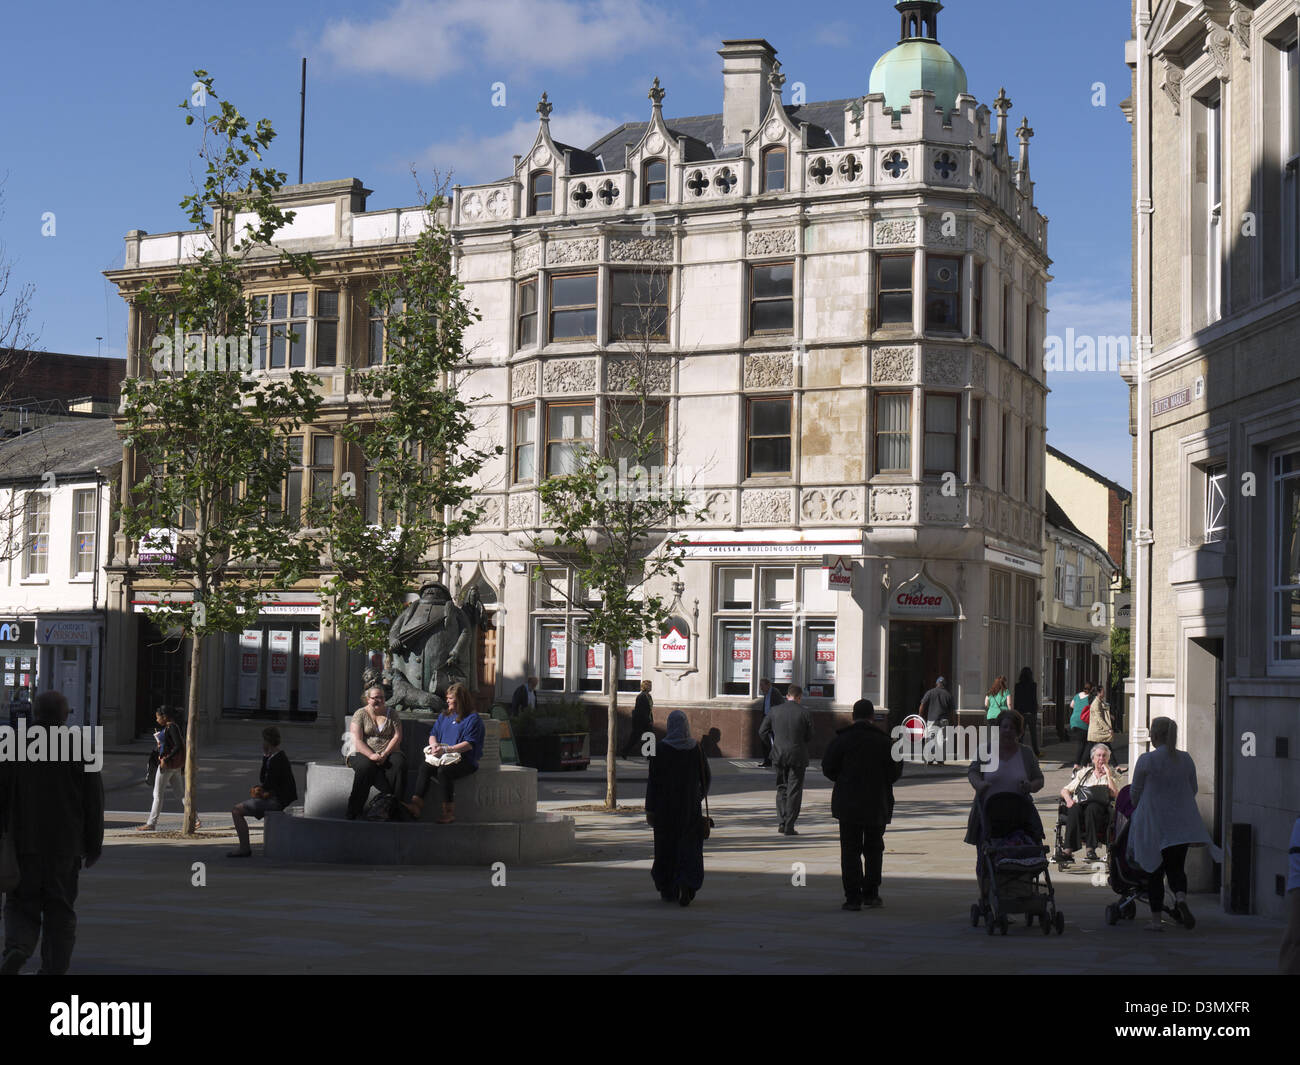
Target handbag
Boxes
[424,746,462,768]
[1081,703,1091,724]
[698,748,714,840]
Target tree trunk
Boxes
[605,643,618,810]
[183,629,202,835]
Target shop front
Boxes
[36,616,103,728]
[885,572,957,730]
[0,618,38,718]
[221,598,323,722]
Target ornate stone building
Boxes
[447,2,1051,752]
[1125,0,1300,917]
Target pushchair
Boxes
[1103,785,1187,926]
[970,791,1066,936]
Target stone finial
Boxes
[1016,116,1034,146]
[648,76,665,109]
[848,97,864,136]
[993,86,1012,146]
[768,59,786,93]
[537,92,553,120]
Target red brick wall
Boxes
[0,351,126,405]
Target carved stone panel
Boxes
[746,229,797,257]
[974,226,988,253]
[513,244,541,273]
[542,358,597,394]
[689,489,734,526]
[744,352,794,389]
[921,485,962,523]
[467,495,503,530]
[971,352,986,390]
[872,347,915,384]
[800,487,863,524]
[508,493,536,529]
[547,238,599,266]
[511,362,538,400]
[869,487,913,523]
[606,356,671,393]
[609,237,672,262]
[873,218,917,245]
[924,214,965,247]
[924,349,965,386]
[740,489,793,525]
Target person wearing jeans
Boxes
[402,683,483,824]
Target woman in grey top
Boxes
[346,686,406,820]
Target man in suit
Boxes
[822,699,903,910]
[510,676,539,716]
[759,685,813,835]
[0,691,104,975]
[754,677,785,768]
[621,680,654,759]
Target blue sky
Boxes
[0,0,1134,487]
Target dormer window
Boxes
[530,170,553,215]
[762,146,787,193]
[643,159,666,204]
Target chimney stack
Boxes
[718,39,778,148]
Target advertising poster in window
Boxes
[237,629,263,710]
[546,628,567,679]
[730,629,752,684]
[299,630,321,712]
[808,629,836,696]
[621,640,643,681]
[267,630,292,710]
[770,628,794,683]
[584,641,605,681]
[659,623,690,664]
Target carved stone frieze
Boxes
[925,349,965,386]
[511,362,538,400]
[746,229,797,256]
[800,487,863,524]
[921,486,962,523]
[485,188,511,219]
[466,495,502,529]
[744,351,794,389]
[870,487,913,523]
[974,226,988,253]
[872,347,915,383]
[513,244,541,273]
[740,489,793,525]
[547,237,599,266]
[609,237,672,262]
[690,489,734,526]
[606,356,671,393]
[542,358,597,394]
[508,493,536,529]
[460,192,484,222]
[874,218,917,245]
[971,352,987,390]
[924,215,965,247]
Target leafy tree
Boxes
[318,188,500,658]
[532,274,702,809]
[118,72,322,834]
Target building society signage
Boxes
[659,623,690,664]
[822,555,853,593]
[890,577,955,617]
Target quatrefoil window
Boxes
[571,182,593,207]
[933,152,958,179]
[687,170,709,196]
[713,167,737,193]
[809,157,832,184]
[838,154,862,181]
[883,151,909,178]
[597,180,619,206]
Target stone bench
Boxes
[263,808,576,865]
[303,761,538,823]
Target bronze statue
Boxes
[386,581,473,713]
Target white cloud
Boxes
[420,107,626,186]
[812,21,856,48]
[318,0,674,83]
[1045,279,1131,344]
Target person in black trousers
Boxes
[821,699,903,910]
[622,680,654,758]
[759,685,812,835]
[1013,667,1040,756]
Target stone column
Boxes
[126,299,141,378]
[337,278,353,369]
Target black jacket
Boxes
[759,700,813,768]
[0,747,104,860]
[510,684,536,716]
[821,720,902,825]
[260,750,298,807]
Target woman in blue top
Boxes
[1068,683,1094,771]
[402,683,484,824]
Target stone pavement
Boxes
[58,737,1285,974]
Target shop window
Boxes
[717,620,753,696]
[876,255,913,327]
[718,568,753,610]
[224,621,320,721]
[805,622,836,700]
[578,639,605,691]
[534,567,568,610]
[760,568,796,610]
[875,392,911,474]
[616,640,644,692]
[537,621,566,690]
[549,273,598,341]
[1272,449,1300,663]
[749,262,794,335]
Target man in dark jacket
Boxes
[0,691,104,975]
[821,699,903,910]
[510,676,539,716]
[753,678,785,768]
[759,685,813,835]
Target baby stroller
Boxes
[970,791,1066,936]
[1103,785,1187,926]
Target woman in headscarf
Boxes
[645,709,711,906]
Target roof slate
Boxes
[0,419,122,483]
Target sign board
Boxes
[659,624,690,664]
[621,641,643,681]
[822,554,853,593]
[770,629,794,683]
[299,630,321,712]
[0,621,35,644]
[889,576,955,617]
[38,620,94,646]
[676,533,860,558]
[266,630,292,710]
[1151,388,1191,417]
[138,527,178,564]
[984,545,1040,574]
[1113,593,1131,629]
[730,630,752,684]
[546,629,567,679]
[585,642,606,681]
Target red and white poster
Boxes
[267,630,292,710]
[730,630,752,684]
[584,641,605,681]
[546,629,567,679]
[771,629,793,683]
[812,631,836,680]
[237,629,262,710]
[299,630,321,712]
[659,624,689,664]
[621,640,643,681]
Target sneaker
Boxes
[864,896,884,909]
[1085,849,1099,861]
[842,899,862,911]
[783,827,799,836]
[1174,900,1196,929]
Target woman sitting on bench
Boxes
[403,683,484,824]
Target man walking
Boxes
[759,684,813,835]
[918,676,953,764]
[510,675,539,716]
[822,699,902,910]
[754,678,784,768]
[0,691,104,975]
